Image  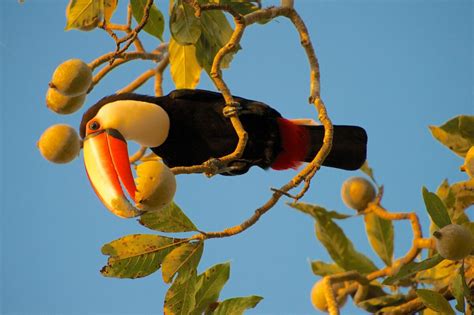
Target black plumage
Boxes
[81,89,367,174]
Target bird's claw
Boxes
[204,158,226,177]
[203,158,248,177]
[223,102,242,118]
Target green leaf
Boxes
[416,289,455,315]
[315,218,378,274]
[436,179,455,210]
[364,212,394,266]
[130,0,164,41]
[310,260,344,277]
[423,187,452,229]
[383,254,444,285]
[429,115,474,157]
[290,203,377,274]
[194,9,240,74]
[360,160,377,184]
[65,0,102,31]
[451,271,465,313]
[162,241,204,283]
[100,234,180,278]
[459,262,473,303]
[139,202,198,233]
[212,296,263,315]
[290,202,351,220]
[104,0,118,23]
[170,0,201,45]
[168,38,202,89]
[191,263,230,315]
[164,269,198,315]
[357,294,406,313]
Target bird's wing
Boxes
[167,89,225,102]
[167,89,282,118]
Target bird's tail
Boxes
[271,118,367,171]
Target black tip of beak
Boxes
[105,129,126,141]
[84,129,125,142]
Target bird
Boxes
[80,89,367,217]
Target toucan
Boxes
[80,89,367,217]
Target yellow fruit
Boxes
[433,224,474,260]
[46,87,86,114]
[50,59,92,97]
[341,177,376,211]
[135,161,177,211]
[38,124,81,164]
[310,280,347,313]
[461,146,474,178]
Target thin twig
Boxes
[89,50,164,71]
[154,54,170,96]
[127,4,133,28]
[89,51,165,91]
[129,147,148,164]
[116,68,156,94]
[114,0,154,56]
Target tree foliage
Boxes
[35,0,474,314]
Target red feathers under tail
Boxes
[271,118,310,170]
[271,119,368,171]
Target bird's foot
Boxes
[203,158,249,177]
[203,158,226,177]
[223,102,242,118]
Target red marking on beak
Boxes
[106,130,136,201]
[83,129,138,218]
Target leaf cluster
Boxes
[292,115,474,314]
[61,1,474,313]
[100,202,262,314]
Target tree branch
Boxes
[89,50,166,91]
[129,146,148,164]
[114,0,154,56]
[172,5,334,248]
[154,54,170,96]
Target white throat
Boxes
[95,100,170,147]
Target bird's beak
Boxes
[83,129,140,218]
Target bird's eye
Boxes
[89,121,100,131]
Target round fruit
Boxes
[310,279,347,313]
[37,124,81,164]
[461,146,474,178]
[433,224,474,260]
[341,177,376,211]
[50,59,92,97]
[135,160,177,211]
[46,87,86,114]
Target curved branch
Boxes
[180,6,334,245]
[90,51,165,90]
[89,50,165,71]
[116,68,156,94]
[129,146,148,164]
[154,54,170,96]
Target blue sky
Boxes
[1,0,472,314]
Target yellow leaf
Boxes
[103,0,118,23]
[169,38,201,89]
[65,0,103,31]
